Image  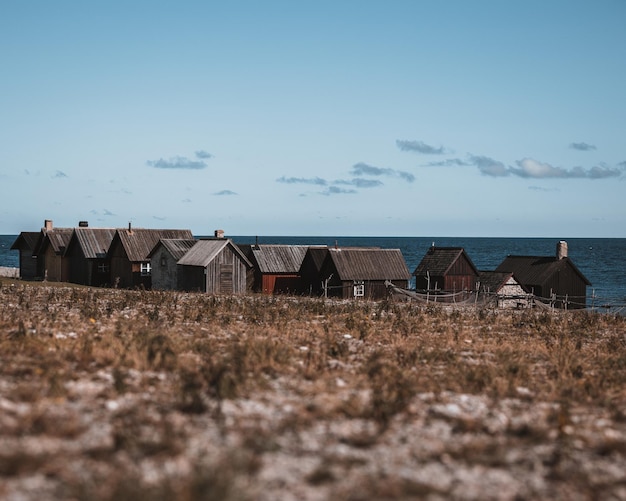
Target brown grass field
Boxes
[0,278,625,500]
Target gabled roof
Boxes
[326,248,411,281]
[413,246,479,276]
[66,228,117,259]
[36,229,74,255]
[301,246,330,273]
[10,232,40,252]
[245,245,310,274]
[114,228,194,262]
[496,255,591,286]
[177,239,252,268]
[148,238,198,261]
[478,270,527,293]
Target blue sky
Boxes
[1,1,625,237]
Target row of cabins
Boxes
[413,241,591,309]
[10,221,411,299]
[11,220,591,307]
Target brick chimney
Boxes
[214,229,225,239]
[556,240,568,260]
[44,219,53,231]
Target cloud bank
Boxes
[396,140,449,155]
[147,150,213,170]
[570,142,597,151]
[351,162,415,182]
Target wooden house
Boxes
[238,244,309,294]
[495,241,591,309]
[10,231,40,280]
[319,248,411,300]
[413,246,480,294]
[64,228,117,286]
[148,238,197,290]
[177,239,252,293]
[478,271,530,308]
[35,227,74,282]
[108,225,194,289]
[299,246,330,296]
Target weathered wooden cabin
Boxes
[10,231,40,280]
[413,246,480,293]
[64,227,117,286]
[319,248,411,300]
[299,246,331,295]
[177,239,252,293]
[478,271,530,308]
[108,226,194,289]
[148,238,198,290]
[495,241,591,309]
[238,244,309,294]
[35,227,74,282]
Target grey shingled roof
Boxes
[249,245,309,274]
[177,239,252,268]
[70,228,117,259]
[496,255,591,286]
[327,248,410,281]
[10,232,40,252]
[478,270,520,293]
[116,228,194,262]
[413,247,479,276]
[148,239,198,261]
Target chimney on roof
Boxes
[128,222,132,234]
[78,221,88,227]
[44,219,53,231]
[214,229,225,239]
[556,240,568,260]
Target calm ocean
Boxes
[2,234,625,308]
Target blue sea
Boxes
[2,234,625,309]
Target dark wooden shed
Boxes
[108,226,194,289]
[177,239,252,293]
[319,248,411,300]
[148,238,198,290]
[64,228,117,286]
[35,228,74,282]
[495,241,591,309]
[10,232,40,280]
[413,246,480,294]
[238,244,309,294]
[299,246,330,295]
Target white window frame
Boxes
[140,262,152,276]
[353,281,365,297]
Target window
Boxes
[160,256,167,267]
[353,281,364,297]
[140,262,151,276]
[97,263,109,274]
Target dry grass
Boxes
[0,279,625,500]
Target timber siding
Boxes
[320,248,411,300]
[108,228,194,289]
[413,246,479,293]
[177,239,252,293]
[65,228,117,286]
[496,254,591,309]
[239,244,309,294]
[36,229,73,282]
[149,239,197,290]
[10,232,40,280]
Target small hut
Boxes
[177,239,252,293]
